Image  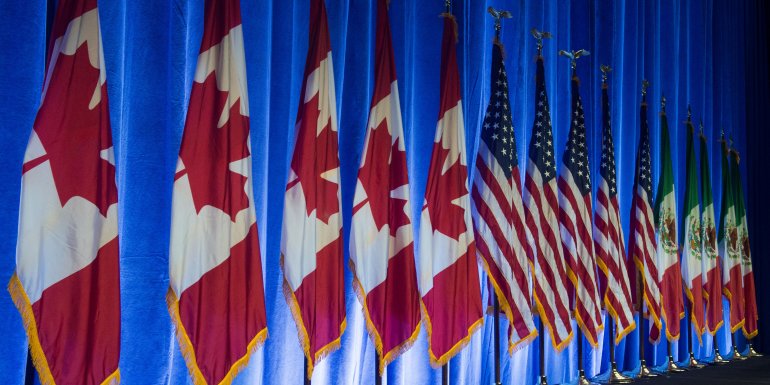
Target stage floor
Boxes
[636,356,770,384]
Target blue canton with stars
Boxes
[481,43,517,178]
[528,57,557,182]
[562,75,591,195]
[600,86,618,198]
[635,96,653,197]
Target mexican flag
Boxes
[653,107,684,341]
[681,118,705,339]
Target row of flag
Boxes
[8,0,758,384]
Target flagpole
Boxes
[442,362,449,385]
[731,331,748,360]
[493,294,502,385]
[600,64,632,384]
[636,80,656,379]
[557,48,595,385]
[375,353,382,385]
[487,7,512,385]
[304,358,311,385]
[531,27,552,385]
[442,8,450,385]
[539,317,547,385]
[683,109,705,371]
[660,95,685,374]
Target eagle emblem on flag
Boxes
[660,209,677,254]
[702,220,718,260]
[688,216,702,259]
[727,222,740,257]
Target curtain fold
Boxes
[0,0,763,384]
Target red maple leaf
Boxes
[355,120,410,236]
[29,42,117,216]
[424,142,469,239]
[178,73,250,222]
[287,93,340,224]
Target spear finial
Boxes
[444,0,451,14]
[642,79,650,96]
[687,104,692,122]
[661,94,667,112]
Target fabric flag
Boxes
[653,105,685,341]
[167,0,268,383]
[680,117,705,340]
[471,38,537,353]
[418,13,483,367]
[557,71,603,347]
[281,0,345,378]
[717,136,744,333]
[522,55,573,351]
[8,1,121,384]
[628,94,663,343]
[698,128,724,335]
[731,150,758,339]
[349,0,421,373]
[593,79,636,344]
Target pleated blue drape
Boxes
[0,0,762,384]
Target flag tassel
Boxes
[166,288,267,385]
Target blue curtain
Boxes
[0,0,763,384]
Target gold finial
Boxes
[558,49,590,70]
[600,65,612,83]
[642,80,650,96]
[487,7,512,39]
[531,28,552,56]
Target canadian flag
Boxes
[281,0,345,379]
[8,0,121,384]
[418,13,483,367]
[349,0,421,374]
[167,0,268,384]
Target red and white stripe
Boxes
[523,164,574,350]
[349,0,421,373]
[9,1,121,384]
[472,141,538,352]
[558,169,603,347]
[168,1,268,384]
[594,177,636,344]
[418,14,483,367]
[281,0,345,379]
[629,185,663,342]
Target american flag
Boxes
[557,73,603,347]
[523,56,573,351]
[471,41,537,353]
[593,81,636,345]
[627,95,663,343]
